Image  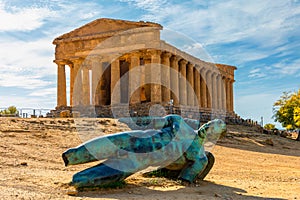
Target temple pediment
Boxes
[53,18,162,44]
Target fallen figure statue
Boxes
[62,114,226,188]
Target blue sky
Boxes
[0,0,299,127]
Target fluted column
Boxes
[200,68,207,108]
[195,66,201,107]
[129,53,140,104]
[206,70,212,109]
[69,63,74,106]
[56,62,67,107]
[161,52,172,103]
[91,57,102,106]
[150,50,162,103]
[221,77,226,111]
[179,59,188,105]
[212,73,218,110]
[170,55,179,105]
[187,63,194,106]
[229,80,234,112]
[110,58,120,105]
[217,75,222,110]
[82,66,90,106]
[226,78,230,112]
[71,58,83,106]
[144,58,151,102]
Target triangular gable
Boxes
[54,18,162,43]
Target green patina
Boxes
[62,114,226,188]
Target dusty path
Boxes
[0,118,299,199]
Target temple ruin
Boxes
[53,18,236,119]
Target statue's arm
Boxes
[178,144,207,182]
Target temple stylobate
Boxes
[53,18,236,119]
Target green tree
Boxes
[7,106,17,114]
[0,106,18,115]
[273,89,300,140]
[264,123,275,130]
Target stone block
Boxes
[60,110,71,118]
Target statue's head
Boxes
[197,119,226,139]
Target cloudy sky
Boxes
[0,0,299,127]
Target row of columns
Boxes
[55,50,234,113]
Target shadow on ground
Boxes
[73,180,284,200]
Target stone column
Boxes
[229,80,234,112]
[225,78,230,112]
[212,73,218,110]
[69,63,74,106]
[144,58,151,102]
[200,68,207,108]
[129,53,141,104]
[179,59,188,105]
[221,77,226,111]
[91,57,102,106]
[72,58,83,106]
[217,75,222,111]
[56,62,67,107]
[195,66,201,107]
[82,66,90,106]
[170,55,179,105]
[150,50,162,103]
[110,58,120,104]
[187,62,194,106]
[206,70,212,109]
[161,52,172,103]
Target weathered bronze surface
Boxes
[62,114,226,188]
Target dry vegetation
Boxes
[0,117,299,200]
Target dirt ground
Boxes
[0,117,299,200]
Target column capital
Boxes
[199,67,207,74]
[130,51,141,58]
[161,52,172,58]
[170,55,180,62]
[179,59,188,65]
[53,59,68,66]
[69,57,84,64]
[147,49,162,57]
[187,62,194,67]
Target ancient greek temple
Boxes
[53,18,236,119]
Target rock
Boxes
[214,193,221,197]
[265,138,274,146]
[71,111,80,118]
[67,190,78,196]
[60,110,71,118]
[280,131,288,138]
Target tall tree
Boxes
[273,89,300,141]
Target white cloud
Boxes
[29,87,56,97]
[248,68,266,78]
[0,2,55,32]
[273,59,300,75]
[0,37,55,73]
[0,37,56,90]
[0,69,53,89]
[122,0,300,49]
[120,0,168,12]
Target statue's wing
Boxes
[183,118,201,130]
